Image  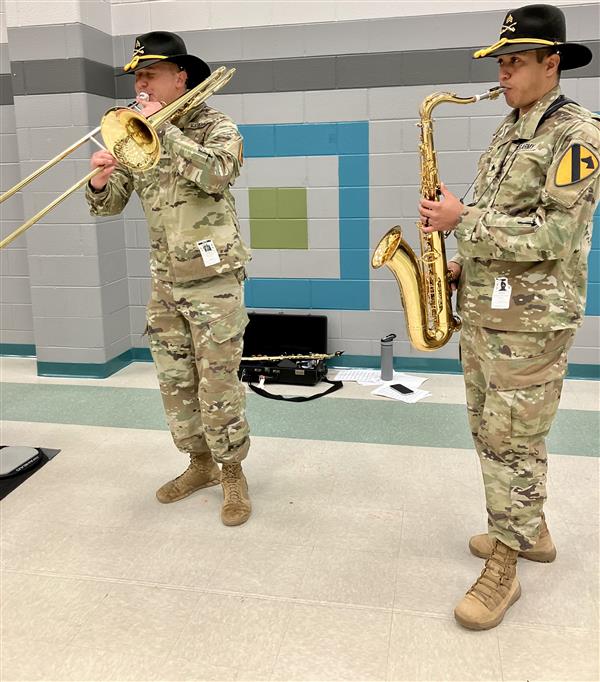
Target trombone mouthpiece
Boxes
[128,92,149,113]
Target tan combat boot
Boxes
[454,539,520,630]
[156,452,221,503]
[220,462,251,526]
[469,515,556,563]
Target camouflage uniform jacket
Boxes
[453,86,600,331]
[86,103,251,283]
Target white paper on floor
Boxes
[332,368,428,388]
[371,383,431,403]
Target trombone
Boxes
[0,66,235,249]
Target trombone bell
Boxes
[100,108,161,171]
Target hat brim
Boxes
[119,54,212,86]
[475,41,592,70]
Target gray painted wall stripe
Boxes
[6,42,595,100]
[11,58,115,98]
[0,74,13,105]
[5,4,597,65]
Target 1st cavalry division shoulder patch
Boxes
[555,143,599,186]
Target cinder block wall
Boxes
[0,0,32,352]
[1,0,598,376]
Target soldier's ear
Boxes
[176,68,188,89]
[546,52,561,77]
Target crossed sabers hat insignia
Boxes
[501,14,517,34]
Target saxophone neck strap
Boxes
[535,94,577,131]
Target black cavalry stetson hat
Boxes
[121,31,211,87]
[473,4,592,70]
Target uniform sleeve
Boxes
[159,118,243,195]
[455,133,600,262]
[85,166,134,216]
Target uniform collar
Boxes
[503,85,562,142]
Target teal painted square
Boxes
[239,121,370,310]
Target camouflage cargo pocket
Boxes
[487,344,568,442]
[208,307,249,344]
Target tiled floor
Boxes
[0,358,598,681]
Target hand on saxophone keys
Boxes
[419,182,464,233]
[447,261,462,292]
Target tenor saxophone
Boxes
[371,86,504,352]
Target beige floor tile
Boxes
[235,669,273,681]
[1,572,108,645]
[499,624,600,681]
[207,541,310,598]
[299,546,397,608]
[387,612,502,681]
[0,637,67,681]
[394,554,477,617]
[169,593,289,674]
[512,560,599,629]
[244,437,338,505]
[151,656,238,681]
[1,517,75,573]
[559,522,600,569]
[271,602,391,681]
[312,505,403,555]
[225,496,319,548]
[400,511,486,560]
[396,447,484,516]
[54,645,168,681]
[545,455,599,524]
[13,524,225,587]
[70,583,200,658]
[559,378,600,411]
[328,444,484,515]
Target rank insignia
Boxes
[555,143,599,186]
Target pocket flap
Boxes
[208,308,249,344]
[489,345,567,390]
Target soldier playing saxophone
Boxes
[419,4,600,630]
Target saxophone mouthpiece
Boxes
[475,86,506,102]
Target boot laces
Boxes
[468,543,515,608]
[222,465,243,504]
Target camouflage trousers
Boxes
[146,272,250,464]
[460,323,574,551]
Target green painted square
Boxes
[277,188,307,219]
[248,188,277,219]
[249,187,308,249]
[250,219,308,249]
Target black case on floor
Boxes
[239,313,329,386]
